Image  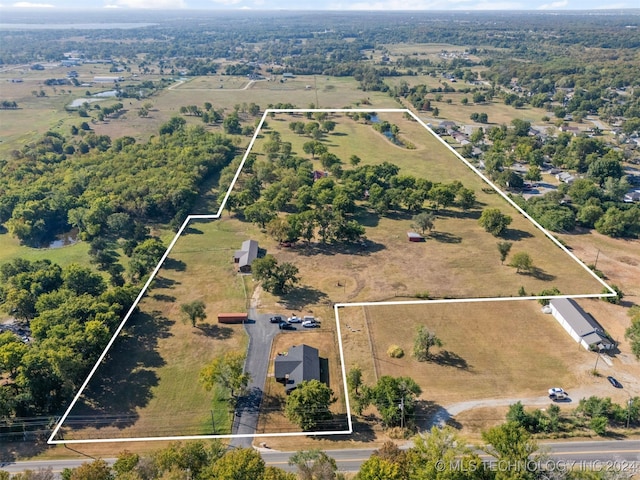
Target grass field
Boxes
[255,112,606,300]
[357,300,588,403]
[59,218,251,440]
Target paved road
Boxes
[2,440,639,477]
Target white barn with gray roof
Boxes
[548,298,615,351]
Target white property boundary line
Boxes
[48,108,616,445]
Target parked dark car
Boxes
[279,322,295,330]
[607,376,623,388]
[270,315,282,323]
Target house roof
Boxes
[234,239,258,269]
[274,344,320,392]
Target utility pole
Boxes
[211,410,216,434]
[626,395,632,429]
[399,396,405,430]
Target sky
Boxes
[0,0,638,12]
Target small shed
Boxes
[234,239,259,272]
[217,313,248,324]
[407,232,425,242]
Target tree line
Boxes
[1,119,238,246]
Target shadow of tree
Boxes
[353,209,380,228]
[279,286,329,310]
[431,350,471,370]
[185,226,204,235]
[59,310,172,433]
[385,210,414,221]
[0,433,51,462]
[296,240,386,258]
[503,229,534,241]
[530,267,556,281]
[163,257,187,271]
[430,231,462,244]
[151,276,180,289]
[152,293,176,302]
[436,208,482,220]
[195,323,234,339]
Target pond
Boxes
[68,98,101,108]
[93,90,119,98]
[47,230,79,249]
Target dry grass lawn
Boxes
[60,219,250,440]
[257,113,606,300]
[358,300,589,405]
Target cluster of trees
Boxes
[507,395,640,436]
[469,111,489,123]
[1,120,237,246]
[221,122,475,249]
[0,258,138,419]
[347,368,422,429]
[178,101,261,131]
[454,118,639,239]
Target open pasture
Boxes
[349,300,592,404]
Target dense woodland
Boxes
[1,9,640,459]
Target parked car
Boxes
[607,376,623,388]
[279,322,296,330]
[548,387,568,400]
[269,315,283,323]
[287,316,301,323]
[302,320,319,328]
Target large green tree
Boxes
[285,379,335,431]
[509,252,534,274]
[199,351,251,402]
[410,426,486,479]
[368,376,421,428]
[482,422,539,480]
[251,255,299,294]
[208,447,265,480]
[288,450,338,480]
[478,208,512,236]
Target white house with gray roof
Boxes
[548,298,615,351]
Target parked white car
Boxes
[287,316,301,323]
[548,387,567,400]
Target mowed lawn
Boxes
[348,300,590,405]
[63,219,250,440]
